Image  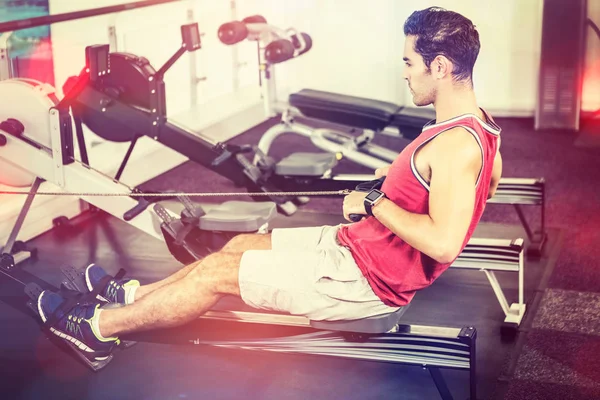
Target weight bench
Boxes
[488,178,546,257]
[257,89,424,171]
[451,237,526,329]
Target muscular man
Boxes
[37,7,502,365]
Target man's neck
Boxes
[433,85,481,123]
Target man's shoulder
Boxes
[430,127,482,164]
[434,126,481,149]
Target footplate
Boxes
[154,203,206,263]
[60,265,88,294]
[154,202,271,264]
[24,282,43,316]
[24,282,114,372]
[60,266,137,350]
[178,195,204,218]
[154,203,177,225]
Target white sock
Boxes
[124,284,138,305]
[90,307,118,341]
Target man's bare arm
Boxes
[371,128,481,263]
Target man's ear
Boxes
[433,55,453,79]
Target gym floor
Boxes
[0,116,598,399]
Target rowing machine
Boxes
[61,23,373,216]
[0,25,283,265]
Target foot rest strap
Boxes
[46,269,128,327]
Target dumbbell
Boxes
[242,15,267,24]
[0,118,25,137]
[291,32,313,55]
[218,15,268,45]
[264,32,313,64]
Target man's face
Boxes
[403,35,436,106]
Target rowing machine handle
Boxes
[355,176,386,192]
[349,214,364,222]
[124,199,150,221]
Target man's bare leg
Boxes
[99,251,243,338]
[133,233,271,301]
[134,260,201,300]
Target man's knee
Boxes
[187,252,242,296]
[222,234,252,250]
[221,233,271,253]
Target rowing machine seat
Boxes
[310,306,408,333]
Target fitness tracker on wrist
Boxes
[364,189,386,216]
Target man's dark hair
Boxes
[404,7,480,84]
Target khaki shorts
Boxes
[238,225,400,321]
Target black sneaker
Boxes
[37,289,120,369]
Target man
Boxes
[37,7,502,365]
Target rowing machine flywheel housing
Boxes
[73,52,164,143]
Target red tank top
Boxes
[337,110,501,307]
